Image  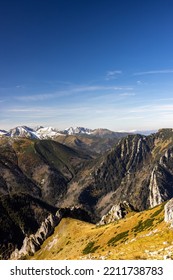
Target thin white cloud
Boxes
[130,104,173,113]
[14,85,133,102]
[7,108,43,112]
[71,85,123,92]
[16,85,24,88]
[6,106,94,116]
[4,102,129,123]
[105,70,122,80]
[157,98,173,101]
[119,93,136,97]
[115,116,144,120]
[134,69,173,76]
[15,93,56,101]
[136,80,145,85]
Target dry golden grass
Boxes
[152,139,172,159]
[29,203,173,260]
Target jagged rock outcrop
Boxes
[9,206,92,260]
[97,201,134,225]
[0,193,61,260]
[10,210,63,259]
[149,166,163,208]
[149,147,173,208]
[164,198,173,227]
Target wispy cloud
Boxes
[6,106,94,116]
[157,98,173,101]
[119,93,136,97]
[136,80,146,85]
[71,85,123,92]
[7,108,43,113]
[15,93,57,101]
[105,70,122,80]
[130,104,173,113]
[115,116,144,120]
[134,69,173,76]
[14,85,133,102]
[16,85,25,89]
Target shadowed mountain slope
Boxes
[60,129,173,220]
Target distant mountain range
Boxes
[0,125,156,140]
[0,126,58,139]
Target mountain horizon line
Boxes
[0,124,158,136]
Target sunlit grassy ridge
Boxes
[30,202,173,260]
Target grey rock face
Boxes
[149,166,163,208]
[164,198,173,227]
[97,201,132,225]
[9,206,91,260]
[10,210,63,259]
[71,132,173,218]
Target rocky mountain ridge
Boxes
[1,127,173,259]
[60,129,173,219]
[29,200,173,260]
[0,125,130,140]
[10,206,92,260]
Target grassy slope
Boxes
[30,202,173,260]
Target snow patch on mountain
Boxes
[36,127,63,139]
[0,125,131,140]
[9,126,39,139]
[0,129,9,136]
[64,127,93,135]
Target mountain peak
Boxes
[36,126,63,139]
[9,126,39,139]
[64,127,93,135]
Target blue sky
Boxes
[1,0,173,131]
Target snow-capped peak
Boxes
[64,126,93,135]
[9,126,39,139]
[1,125,64,139]
[36,126,63,139]
[0,125,129,140]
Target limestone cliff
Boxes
[64,131,173,218]
[149,166,163,208]
[164,198,173,227]
[97,201,133,225]
[10,210,63,259]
